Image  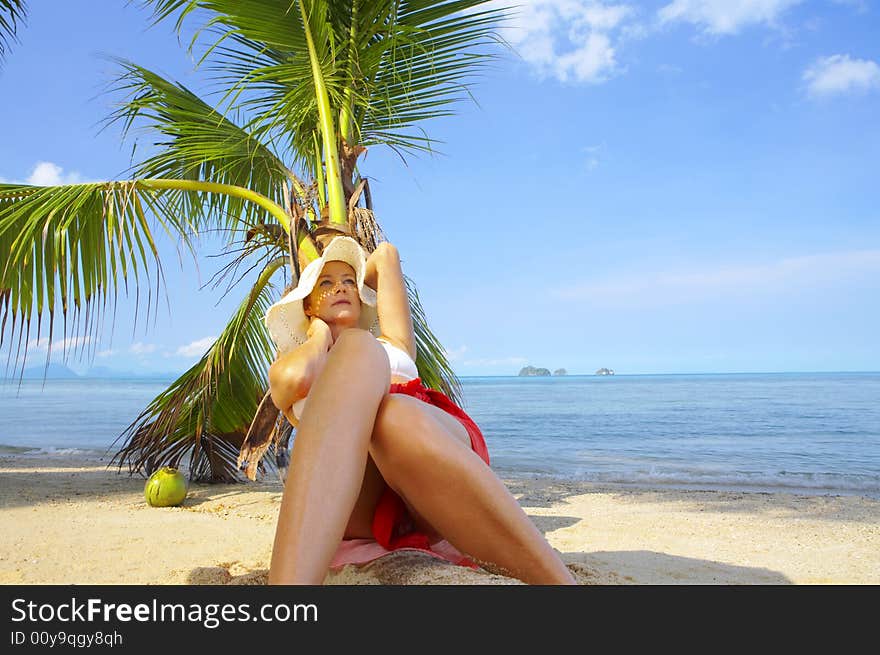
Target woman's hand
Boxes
[364,242,397,291]
[268,317,332,414]
[307,316,332,348]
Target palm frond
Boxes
[356,1,510,156]
[110,256,285,481]
[0,0,26,63]
[0,178,291,375]
[407,274,461,406]
[106,59,294,239]
[207,221,290,301]
[144,0,307,51]
[141,0,510,162]
[196,24,332,179]
[0,180,196,376]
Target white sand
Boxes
[1,453,877,585]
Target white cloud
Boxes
[1,161,88,186]
[486,0,635,84]
[803,54,880,98]
[27,335,92,352]
[130,342,158,355]
[175,336,217,358]
[445,345,469,361]
[831,0,868,12]
[657,0,803,36]
[582,144,603,171]
[26,161,84,186]
[657,63,683,75]
[97,349,116,358]
[552,250,880,307]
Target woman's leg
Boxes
[369,395,576,585]
[342,455,387,539]
[268,329,390,584]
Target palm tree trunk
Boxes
[298,0,347,229]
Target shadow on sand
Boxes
[0,456,278,511]
[177,506,790,586]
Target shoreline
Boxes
[1,451,878,585]
[4,447,877,501]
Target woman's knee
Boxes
[326,329,390,385]
[332,327,375,350]
[332,328,385,362]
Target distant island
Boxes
[12,363,80,380]
[3,363,177,381]
[518,366,550,377]
[518,366,568,377]
[595,368,615,376]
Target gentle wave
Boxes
[493,463,880,497]
[0,444,105,458]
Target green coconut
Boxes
[144,466,188,507]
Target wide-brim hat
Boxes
[265,236,380,353]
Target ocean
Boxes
[1,372,878,498]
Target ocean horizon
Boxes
[4,359,880,382]
[2,371,878,499]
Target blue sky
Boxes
[1,0,878,377]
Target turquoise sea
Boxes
[1,372,878,498]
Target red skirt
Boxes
[329,377,490,571]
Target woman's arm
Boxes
[364,242,417,360]
[268,318,333,415]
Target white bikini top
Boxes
[377,337,419,382]
[290,337,418,421]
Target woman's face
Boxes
[304,260,361,327]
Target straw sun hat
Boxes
[265,236,380,354]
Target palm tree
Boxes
[0,0,508,481]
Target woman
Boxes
[264,236,575,585]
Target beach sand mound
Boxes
[166,557,613,585]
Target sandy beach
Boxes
[1,451,878,585]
